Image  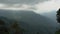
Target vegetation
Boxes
[56,8,60,34]
[10,21,26,34]
[0,18,26,34]
[55,29,60,34]
[56,8,60,23]
[0,19,9,34]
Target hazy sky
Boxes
[0,0,60,13]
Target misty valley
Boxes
[0,9,59,34]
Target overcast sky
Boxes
[0,0,49,4]
[0,0,60,13]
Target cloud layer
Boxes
[0,0,60,13]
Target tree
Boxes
[55,8,60,34]
[56,8,60,23]
[11,21,26,34]
[0,19,9,34]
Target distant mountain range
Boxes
[0,9,59,34]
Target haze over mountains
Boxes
[40,10,56,22]
[0,9,59,34]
